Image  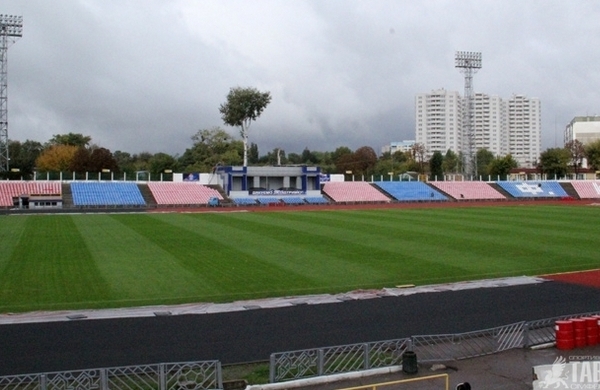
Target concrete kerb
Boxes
[245,366,403,390]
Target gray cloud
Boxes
[3,0,600,158]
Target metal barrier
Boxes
[269,338,410,383]
[270,311,600,383]
[0,360,222,390]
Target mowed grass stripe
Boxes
[148,213,385,295]
[216,211,466,285]
[113,213,319,298]
[0,216,112,311]
[72,214,214,304]
[0,215,27,270]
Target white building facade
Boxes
[508,95,541,167]
[564,116,600,145]
[415,89,463,158]
[415,90,540,168]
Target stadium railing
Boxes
[269,310,600,383]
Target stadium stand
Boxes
[147,182,223,206]
[305,196,329,205]
[375,181,448,201]
[322,182,390,203]
[256,197,281,205]
[0,181,62,207]
[496,181,568,198]
[429,181,506,201]
[231,198,258,206]
[281,197,306,205]
[71,182,146,206]
[569,180,600,199]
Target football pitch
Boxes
[0,204,598,313]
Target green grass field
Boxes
[0,204,599,313]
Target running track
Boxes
[1,278,600,376]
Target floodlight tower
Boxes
[455,51,481,177]
[0,14,23,172]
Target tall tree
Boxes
[411,143,427,174]
[89,147,119,172]
[442,149,459,174]
[429,151,444,180]
[48,133,92,148]
[353,146,378,176]
[7,139,43,177]
[179,127,242,171]
[475,148,495,177]
[565,139,585,176]
[488,154,518,178]
[219,86,272,167]
[538,148,570,178]
[35,145,79,172]
[585,139,600,171]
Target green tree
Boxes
[429,151,444,180]
[179,127,242,172]
[442,149,459,174]
[475,148,495,177]
[149,153,177,176]
[488,154,518,178]
[538,148,570,178]
[219,86,272,166]
[48,133,92,148]
[585,139,600,171]
[113,150,135,173]
[248,143,259,164]
[7,139,43,178]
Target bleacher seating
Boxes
[147,182,223,205]
[322,182,390,203]
[429,182,505,201]
[71,182,146,206]
[256,197,281,205]
[375,181,448,201]
[281,197,306,205]
[231,198,258,206]
[305,196,329,205]
[570,181,600,199]
[0,181,62,207]
[496,181,568,198]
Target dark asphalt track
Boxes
[1,280,599,376]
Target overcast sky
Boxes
[2,0,600,157]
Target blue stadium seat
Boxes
[71,182,146,206]
[496,181,567,198]
[374,181,447,201]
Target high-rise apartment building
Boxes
[415,89,462,158]
[508,95,541,167]
[415,90,541,168]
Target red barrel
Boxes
[586,317,599,346]
[572,318,587,347]
[556,320,575,350]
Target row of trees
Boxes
[4,129,600,180]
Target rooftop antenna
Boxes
[455,51,482,177]
[0,14,23,172]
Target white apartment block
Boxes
[508,95,541,168]
[415,90,541,168]
[564,116,600,145]
[415,89,462,159]
[473,93,509,157]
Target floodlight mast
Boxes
[455,51,482,178]
[0,14,23,173]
